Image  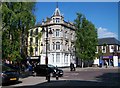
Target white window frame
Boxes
[109,45,114,53]
[56,29,60,37]
[102,46,106,53]
[56,42,60,50]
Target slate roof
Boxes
[98,37,120,45]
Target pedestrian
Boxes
[73,63,76,71]
[105,60,108,68]
[111,60,114,67]
[21,64,26,72]
[99,60,102,68]
[70,63,73,71]
[70,62,74,71]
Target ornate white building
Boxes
[28,6,76,67]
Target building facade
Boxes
[94,37,120,67]
[27,26,42,62]
[28,6,76,67]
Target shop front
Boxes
[101,56,118,67]
[102,56,113,66]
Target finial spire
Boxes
[56,2,58,8]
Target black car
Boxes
[0,64,19,84]
[34,64,63,77]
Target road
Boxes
[1,67,120,88]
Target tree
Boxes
[2,2,36,62]
[38,32,42,55]
[74,13,98,68]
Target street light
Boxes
[41,27,52,82]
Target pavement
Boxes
[61,66,119,72]
[11,76,60,87]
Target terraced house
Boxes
[27,26,42,62]
[94,37,120,67]
[28,6,76,67]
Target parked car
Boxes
[0,64,19,84]
[34,64,63,77]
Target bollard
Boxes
[56,75,59,80]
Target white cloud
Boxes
[97,27,118,39]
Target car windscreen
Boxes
[48,64,55,68]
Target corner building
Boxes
[40,6,76,67]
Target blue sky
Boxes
[34,2,118,39]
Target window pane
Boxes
[56,42,60,50]
[56,53,60,63]
[35,47,38,51]
[48,44,50,50]
[36,28,38,35]
[56,18,60,23]
[30,30,33,36]
[36,37,38,44]
[56,29,59,36]
[53,43,55,50]
[30,38,33,45]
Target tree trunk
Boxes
[88,60,89,67]
[81,59,84,68]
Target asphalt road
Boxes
[2,67,120,88]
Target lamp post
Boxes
[44,27,50,82]
[45,27,48,65]
[42,26,52,82]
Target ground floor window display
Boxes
[40,53,76,67]
[94,56,119,67]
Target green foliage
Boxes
[74,13,98,63]
[2,2,36,61]
[38,32,42,40]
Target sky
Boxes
[34,2,118,40]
